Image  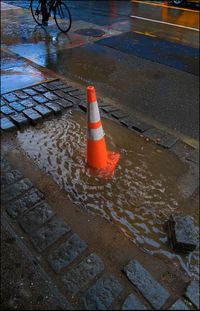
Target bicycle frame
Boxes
[30,0,72,33]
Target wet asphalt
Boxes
[1,0,199,141]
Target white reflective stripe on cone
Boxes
[87,101,100,123]
[87,125,105,141]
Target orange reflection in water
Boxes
[162,6,199,29]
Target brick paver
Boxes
[19,202,55,234]
[169,299,189,310]
[185,280,199,309]
[62,253,104,294]
[5,188,44,218]
[48,233,87,273]
[1,178,33,204]
[30,218,71,252]
[121,293,147,310]
[79,273,123,310]
[124,260,170,309]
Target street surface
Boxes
[1,0,199,143]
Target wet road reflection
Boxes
[1,0,199,139]
[1,49,52,93]
[131,1,199,47]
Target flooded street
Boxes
[17,110,199,279]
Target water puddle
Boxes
[17,110,199,279]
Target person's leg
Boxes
[41,0,49,26]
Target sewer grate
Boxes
[75,28,105,37]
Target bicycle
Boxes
[30,0,72,33]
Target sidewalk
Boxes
[1,2,199,310]
[1,77,199,310]
[1,152,199,310]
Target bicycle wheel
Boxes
[30,0,43,26]
[54,1,72,33]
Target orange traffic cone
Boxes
[86,86,120,177]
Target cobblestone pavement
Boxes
[1,155,199,310]
[1,79,199,163]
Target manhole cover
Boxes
[75,28,105,37]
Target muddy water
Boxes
[17,111,199,278]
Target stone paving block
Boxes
[10,113,29,127]
[61,86,77,93]
[167,215,198,252]
[121,116,151,132]
[121,293,147,310]
[1,217,73,311]
[19,201,54,234]
[79,273,123,310]
[52,80,66,86]
[185,280,199,309]
[33,95,48,104]
[169,299,189,310]
[1,169,23,188]
[68,89,84,96]
[171,141,195,159]
[143,127,164,140]
[63,94,80,105]
[124,260,170,309]
[1,156,12,172]
[186,149,199,164]
[9,102,25,112]
[6,188,44,219]
[14,90,29,99]
[70,94,86,101]
[23,88,38,96]
[55,84,70,90]
[0,105,14,115]
[159,134,178,149]
[45,102,63,114]
[79,102,87,112]
[47,80,66,87]
[97,100,110,108]
[32,85,47,93]
[53,90,66,98]
[62,253,104,294]
[41,83,57,91]
[144,128,178,148]
[131,118,151,132]
[68,91,85,100]
[0,98,8,106]
[111,110,128,120]
[30,218,71,252]
[48,79,60,84]
[1,117,16,131]
[34,105,52,117]
[120,117,136,128]
[20,98,37,108]
[55,99,73,109]
[43,91,58,101]
[48,233,87,273]
[23,108,43,124]
[3,92,18,102]
[1,178,33,205]
[101,105,119,114]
